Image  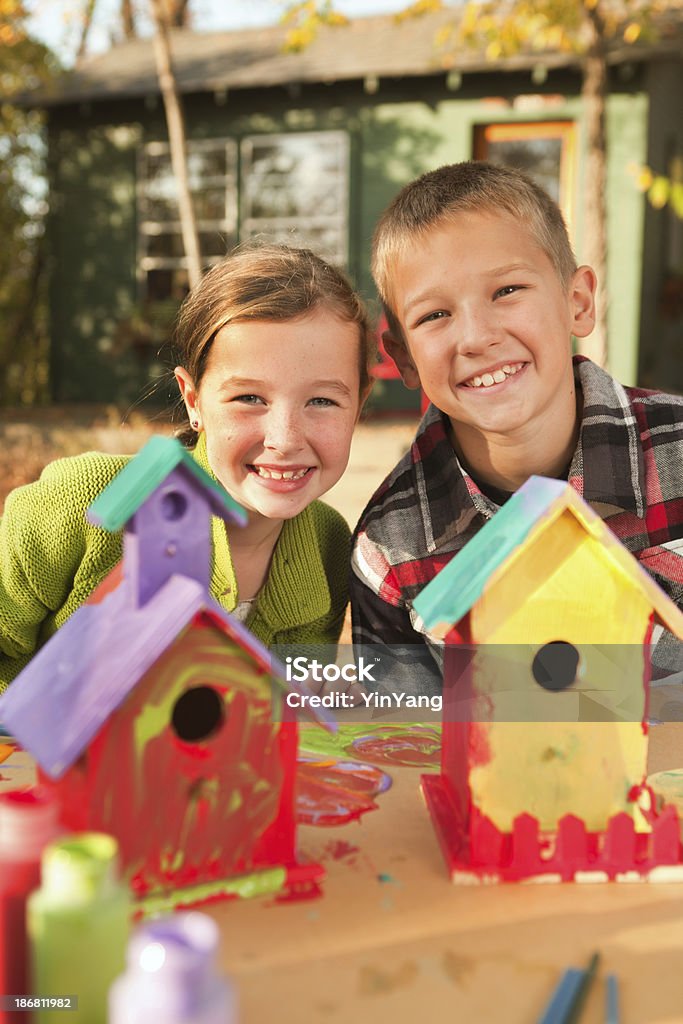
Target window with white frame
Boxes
[240,131,349,265]
[138,131,349,303]
[138,138,238,302]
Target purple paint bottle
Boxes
[109,913,236,1024]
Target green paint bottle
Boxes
[27,833,130,1024]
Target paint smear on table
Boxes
[273,840,368,907]
[358,960,419,995]
[296,757,391,825]
[441,950,474,987]
[299,722,441,767]
[322,839,360,862]
[274,879,323,905]
[350,725,441,767]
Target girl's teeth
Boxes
[256,467,307,480]
[492,369,507,384]
[482,373,495,386]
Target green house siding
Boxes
[45,68,658,406]
[602,92,648,387]
[639,59,683,392]
[47,120,141,403]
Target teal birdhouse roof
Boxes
[87,435,247,531]
[414,476,565,632]
[412,475,683,638]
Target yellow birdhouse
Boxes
[413,476,683,882]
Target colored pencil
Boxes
[605,974,620,1024]
[537,952,600,1024]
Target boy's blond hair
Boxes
[372,161,577,340]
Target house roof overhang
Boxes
[22,8,683,109]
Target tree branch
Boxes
[148,0,202,289]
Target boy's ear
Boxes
[382,330,422,390]
[570,265,597,338]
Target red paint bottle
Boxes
[0,790,60,1024]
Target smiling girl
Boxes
[0,244,375,690]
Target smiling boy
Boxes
[351,161,683,677]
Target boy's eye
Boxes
[494,285,523,299]
[308,396,338,408]
[416,310,449,326]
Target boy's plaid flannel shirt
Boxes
[351,357,683,678]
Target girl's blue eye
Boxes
[233,394,263,404]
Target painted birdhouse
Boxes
[0,437,329,909]
[413,475,683,882]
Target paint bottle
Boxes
[27,832,129,1024]
[0,789,60,1024]
[109,912,236,1024]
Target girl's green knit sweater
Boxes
[0,436,351,691]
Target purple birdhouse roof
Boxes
[0,575,334,779]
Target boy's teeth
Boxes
[465,363,522,388]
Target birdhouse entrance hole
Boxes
[161,489,189,521]
[532,641,580,692]
[171,686,224,742]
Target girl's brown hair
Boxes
[174,242,376,445]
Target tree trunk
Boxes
[149,0,202,289]
[166,0,191,28]
[578,4,609,367]
[121,0,136,39]
[76,0,98,60]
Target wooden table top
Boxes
[3,723,683,1023]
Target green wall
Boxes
[638,59,683,394]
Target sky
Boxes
[26,0,414,65]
